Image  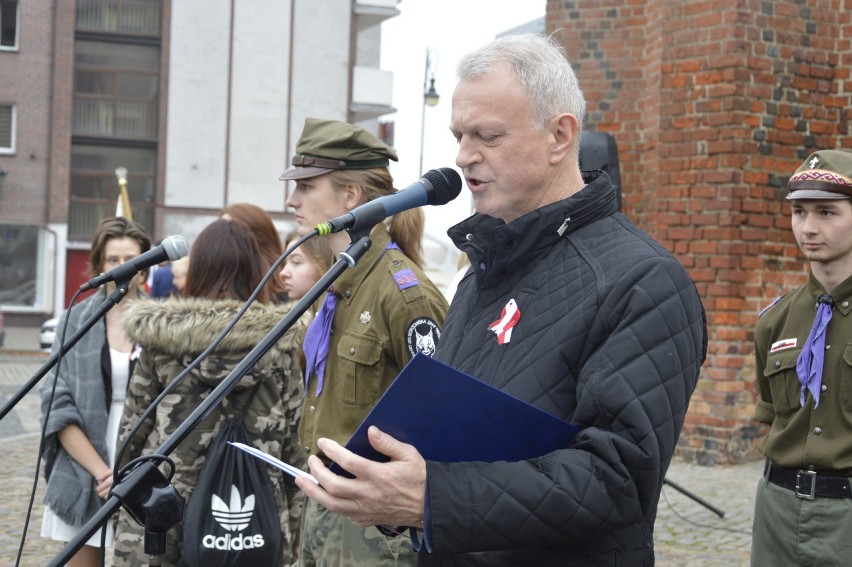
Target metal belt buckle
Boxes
[796,470,816,500]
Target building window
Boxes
[0,0,17,49]
[0,224,42,308]
[69,144,156,241]
[73,40,159,139]
[0,104,14,153]
[76,0,161,36]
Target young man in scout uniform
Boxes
[752,149,852,566]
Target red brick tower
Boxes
[547,0,852,463]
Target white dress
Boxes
[41,347,130,547]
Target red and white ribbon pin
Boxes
[488,298,520,345]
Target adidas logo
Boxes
[211,484,255,531]
[202,484,266,551]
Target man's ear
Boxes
[344,183,364,210]
[550,113,579,166]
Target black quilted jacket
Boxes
[422,171,707,566]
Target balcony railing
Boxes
[68,199,153,242]
[76,0,161,36]
[73,98,158,139]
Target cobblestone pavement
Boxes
[655,460,758,566]
[0,349,757,566]
[1,353,66,566]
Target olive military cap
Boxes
[787,149,852,200]
[279,118,398,181]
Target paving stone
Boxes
[0,354,759,565]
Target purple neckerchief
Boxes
[302,241,400,397]
[796,293,833,408]
[303,288,337,397]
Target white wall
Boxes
[289,0,352,147]
[228,0,292,211]
[162,213,298,254]
[162,0,405,240]
[165,0,293,214]
[164,0,231,209]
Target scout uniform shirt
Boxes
[754,272,852,474]
[298,224,448,461]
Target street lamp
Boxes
[419,48,439,176]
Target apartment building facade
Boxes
[0,0,399,323]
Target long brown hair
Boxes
[88,216,152,279]
[184,219,272,304]
[221,202,287,297]
[326,168,425,267]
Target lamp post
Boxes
[419,48,439,176]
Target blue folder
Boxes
[329,354,581,476]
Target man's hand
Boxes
[295,426,427,528]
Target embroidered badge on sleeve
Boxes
[406,318,441,357]
[394,268,419,290]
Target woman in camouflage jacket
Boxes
[112,219,309,566]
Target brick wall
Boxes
[47,1,76,225]
[548,0,852,464]
[0,0,55,224]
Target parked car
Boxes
[40,316,58,350]
[0,309,5,348]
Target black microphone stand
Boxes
[47,232,374,567]
[0,284,131,421]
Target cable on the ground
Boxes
[660,484,753,536]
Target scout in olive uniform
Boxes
[752,149,852,566]
[281,118,449,567]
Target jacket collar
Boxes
[807,271,852,317]
[333,223,393,304]
[448,170,618,270]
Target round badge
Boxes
[406,317,441,357]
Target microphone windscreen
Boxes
[423,168,463,206]
[162,235,189,261]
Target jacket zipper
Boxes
[462,279,479,335]
[557,190,616,236]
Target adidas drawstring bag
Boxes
[180,389,282,566]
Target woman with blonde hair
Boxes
[280,118,448,566]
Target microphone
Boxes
[80,235,189,291]
[315,167,463,235]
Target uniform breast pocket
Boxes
[764,348,802,415]
[335,331,383,406]
[840,345,852,412]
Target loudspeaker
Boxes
[579,131,622,211]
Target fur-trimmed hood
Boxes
[121,296,308,391]
[122,296,305,356]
